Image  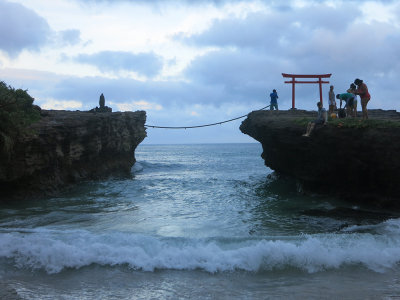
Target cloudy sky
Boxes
[1,0,399,144]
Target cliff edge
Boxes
[240,109,400,208]
[0,110,146,199]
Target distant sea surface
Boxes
[1,143,400,299]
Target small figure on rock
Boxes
[269,89,279,110]
[99,93,105,109]
[328,85,336,114]
[354,78,370,120]
[90,93,112,113]
[302,102,327,137]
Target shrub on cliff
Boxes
[0,81,41,158]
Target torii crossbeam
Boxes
[282,73,332,109]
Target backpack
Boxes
[338,108,346,118]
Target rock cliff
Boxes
[0,110,146,199]
[240,109,400,208]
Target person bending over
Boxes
[302,102,327,137]
[336,93,355,118]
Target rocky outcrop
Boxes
[0,110,146,199]
[240,109,400,208]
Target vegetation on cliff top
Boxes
[0,81,41,158]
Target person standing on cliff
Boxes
[328,85,336,114]
[269,89,279,110]
[354,78,370,120]
[302,102,327,137]
[347,83,358,117]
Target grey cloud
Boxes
[184,49,280,101]
[73,51,163,77]
[176,4,358,51]
[176,12,281,50]
[12,65,261,112]
[77,0,398,5]
[178,0,400,92]
[0,1,51,57]
[49,75,237,109]
[59,29,81,46]
[286,22,400,77]
[78,0,244,5]
[51,14,400,112]
[180,12,400,108]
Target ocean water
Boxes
[1,143,400,299]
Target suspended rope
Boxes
[145,105,270,129]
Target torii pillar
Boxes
[282,73,332,109]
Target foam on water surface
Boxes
[2,144,400,298]
[1,218,400,274]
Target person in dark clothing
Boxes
[269,89,279,110]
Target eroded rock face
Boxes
[240,109,400,208]
[0,110,146,199]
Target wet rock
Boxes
[0,110,146,200]
[240,109,400,208]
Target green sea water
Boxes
[1,143,400,299]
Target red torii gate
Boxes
[282,73,332,109]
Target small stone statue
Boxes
[89,93,112,113]
[99,93,105,109]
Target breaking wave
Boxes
[1,218,400,274]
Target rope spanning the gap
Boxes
[145,105,270,129]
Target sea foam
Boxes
[1,219,400,274]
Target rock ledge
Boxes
[240,109,400,208]
[0,110,146,199]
